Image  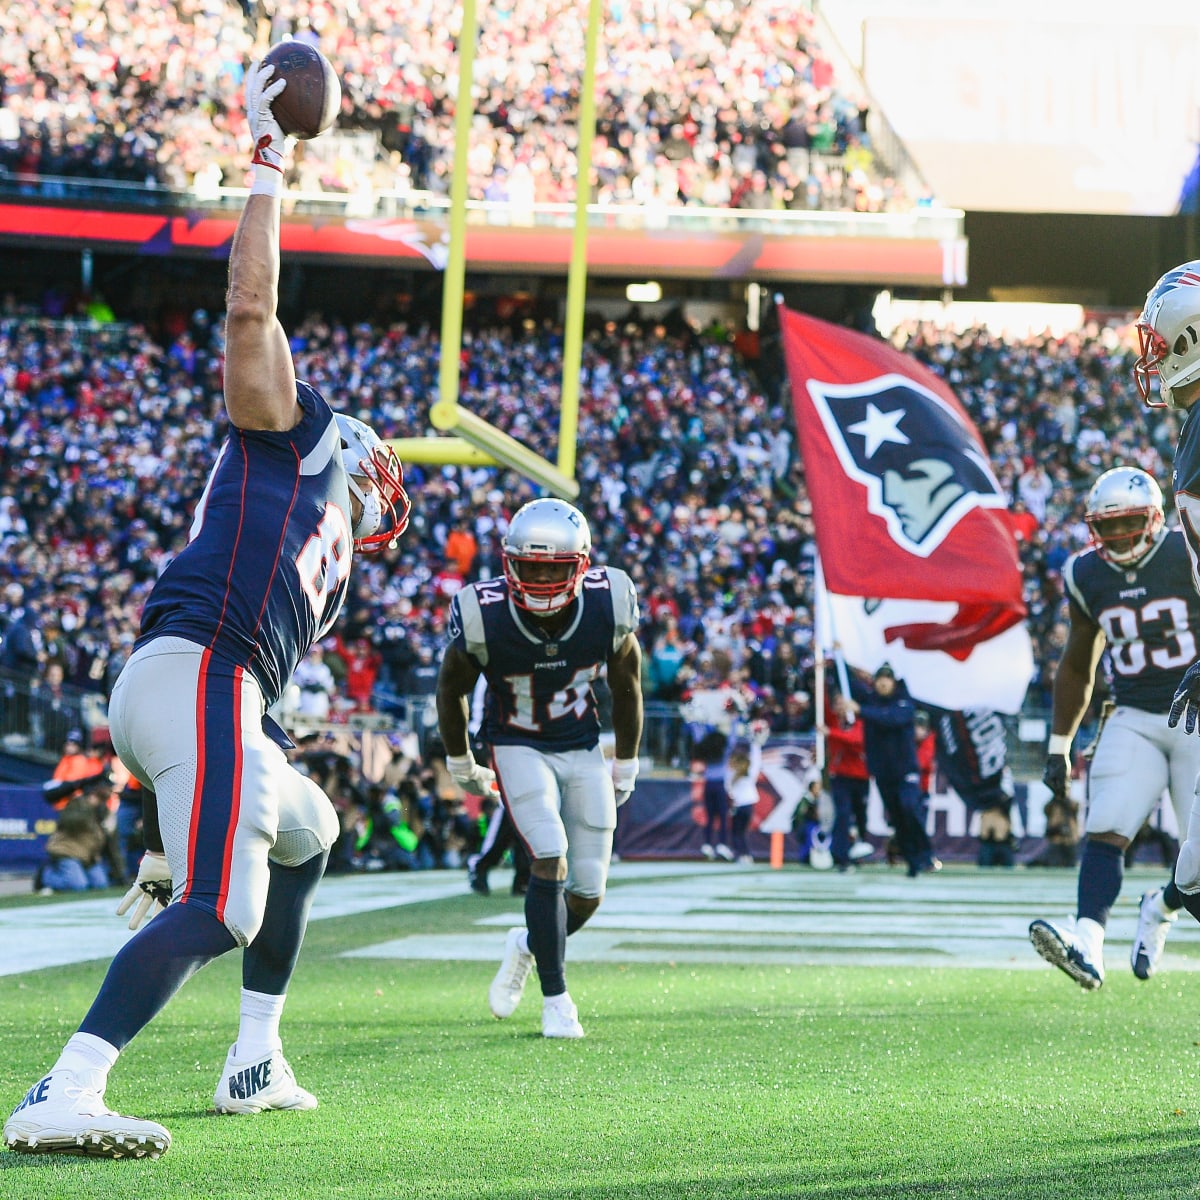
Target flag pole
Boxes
[814,550,853,718]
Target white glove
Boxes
[446,753,498,798]
[245,60,291,172]
[115,851,172,931]
[612,758,639,807]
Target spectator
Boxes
[725,741,761,864]
[292,645,337,721]
[823,699,874,871]
[842,664,938,879]
[332,633,382,713]
[49,729,105,798]
[37,792,112,893]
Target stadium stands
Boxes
[0,0,909,213]
[0,303,1147,768]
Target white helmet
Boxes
[501,498,591,614]
[1135,261,1200,408]
[335,414,411,553]
[1084,467,1164,566]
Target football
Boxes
[261,42,340,140]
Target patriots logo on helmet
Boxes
[1146,264,1200,307]
[810,373,1006,557]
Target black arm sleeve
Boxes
[141,788,164,854]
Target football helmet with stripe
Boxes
[335,414,411,553]
[1084,466,1164,567]
[1135,261,1200,408]
[502,498,591,614]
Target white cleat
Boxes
[213,1045,317,1115]
[488,927,535,1019]
[1029,918,1104,991]
[1131,888,1178,981]
[542,993,585,1039]
[3,1070,170,1158]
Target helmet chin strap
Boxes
[349,475,383,540]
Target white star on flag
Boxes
[846,402,910,458]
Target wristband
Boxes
[446,753,475,772]
[1047,734,1072,757]
[250,164,283,196]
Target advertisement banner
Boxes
[0,200,964,285]
[0,787,56,873]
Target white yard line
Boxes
[2,863,1194,976]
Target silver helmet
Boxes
[335,414,411,553]
[1084,467,1164,566]
[1135,261,1200,408]
[501,498,591,614]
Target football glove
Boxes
[1170,659,1200,735]
[115,851,172,931]
[445,753,498,798]
[612,758,639,808]
[1042,755,1069,803]
[245,60,291,172]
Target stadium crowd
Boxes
[0,0,907,214]
[0,298,1157,754]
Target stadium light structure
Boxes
[626,282,662,303]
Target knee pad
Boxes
[271,776,340,867]
[565,856,607,900]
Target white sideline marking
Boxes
[2,863,1198,975]
[0,874,467,977]
[345,864,1200,971]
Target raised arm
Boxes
[223,61,300,432]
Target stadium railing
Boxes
[0,169,965,241]
[0,666,1066,781]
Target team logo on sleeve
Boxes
[809,374,1006,556]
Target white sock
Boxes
[235,988,286,1060]
[1076,917,1105,961]
[53,1032,120,1089]
[517,929,530,955]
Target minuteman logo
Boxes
[809,373,1006,557]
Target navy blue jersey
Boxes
[1174,407,1200,592]
[447,566,639,751]
[137,382,354,708]
[1063,529,1200,713]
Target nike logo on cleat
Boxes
[225,1060,273,1100]
[11,1078,51,1114]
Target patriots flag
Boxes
[781,304,1034,713]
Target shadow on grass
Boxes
[473,1125,1200,1200]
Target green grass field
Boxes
[3,863,1200,1199]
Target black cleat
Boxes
[468,867,490,896]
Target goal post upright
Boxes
[556,0,603,483]
[402,0,582,500]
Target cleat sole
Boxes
[1029,921,1102,991]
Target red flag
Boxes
[781,304,1032,712]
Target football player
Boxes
[1029,466,1200,989]
[4,59,410,1158]
[1134,260,1200,969]
[436,498,643,1038]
